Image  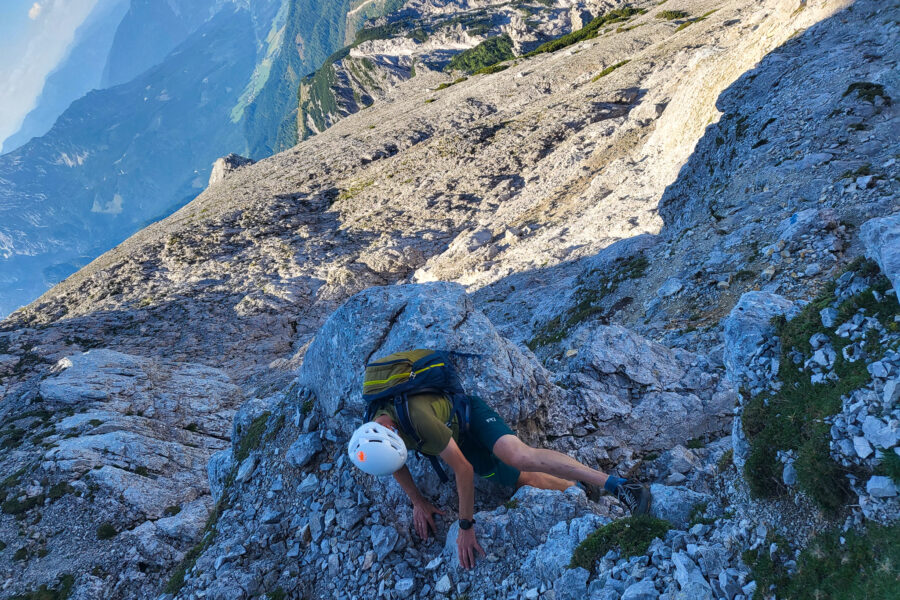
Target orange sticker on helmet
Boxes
[357,451,366,462]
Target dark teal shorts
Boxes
[458,396,520,488]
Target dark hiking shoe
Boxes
[616,481,651,515]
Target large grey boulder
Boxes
[860,214,900,293]
[722,292,797,467]
[722,292,797,389]
[208,153,254,186]
[208,449,233,502]
[549,325,736,458]
[521,512,608,587]
[443,486,600,570]
[41,349,242,437]
[649,484,711,529]
[298,282,556,435]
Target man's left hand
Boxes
[457,527,485,569]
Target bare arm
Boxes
[440,438,485,569]
[392,464,427,505]
[439,438,474,520]
[392,464,445,539]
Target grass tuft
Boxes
[525,7,644,57]
[592,60,630,81]
[744,523,900,600]
[657,9,688,20]
[743,262,897,512]
[234,412,270,463]
[447,35,514,74]
[96,522,117,540]
[875,451,900,483]
[9,573,75,600]
[570,515,670,574]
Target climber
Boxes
[348,394,651,570]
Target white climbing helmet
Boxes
[348,421,407,476]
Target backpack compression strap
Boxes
[393,394,450,484]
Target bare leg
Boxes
[516,470,573,491]
[493,434,610,487]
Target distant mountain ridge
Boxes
[0,0,129,154]
[0,0,402,318]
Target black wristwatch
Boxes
[459,518,475,530]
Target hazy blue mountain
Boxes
[0,6,257,317]
[0,0,389,317]
[101,0,219,88]
[0,0,129,153]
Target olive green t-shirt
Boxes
[374,393,459,455]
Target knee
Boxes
[495,439,538,471]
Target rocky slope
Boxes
[0,0,898,598]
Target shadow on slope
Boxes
[475,0,895,352]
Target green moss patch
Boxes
[234,412,270,463]
[447,34,514,74]
[592,60,630,81]
[47,482,74,501]
[744,523,900,600]
[656,10,688,20]
[96,522,117,540]
[743,262,897,512]
[843,82,892,106]
[9,574,75,600]
[526,7,644,57]
[570,515,671,574]
[2,494,45,516]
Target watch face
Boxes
[459,519,474,530]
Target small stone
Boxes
[235,456,257,483]
[853,436,874,459]
[297,474,319,494]
[657,278,684,298]
[622,579,659,600]
[866,476,897,498]
[804,263,821,277]
[782,462,797,486]
[337,506,367,531]
[260,508,282,524]
[883,380,900,405]
[395,578,415,597]
[868,361,890,379]
[370,524,399,561]
[435,575,452,594]
[820,307,839,328]
[425,557,443,571]
[809,333,829,349]
[285,433,323,468]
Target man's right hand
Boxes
[412,500,445,540]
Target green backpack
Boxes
[362,349,471,482]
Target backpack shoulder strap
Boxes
[396,393,451,484]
